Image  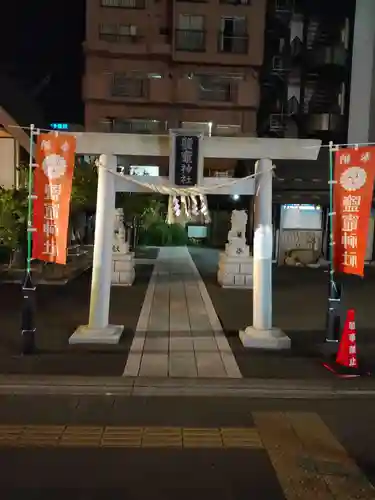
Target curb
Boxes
[0,375,374,398]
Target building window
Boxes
[99,23,139,43]
[111,73,148,98]
[198,75,235,102]
[218,17,248,54]
[101,0,145,8]
[175,15,205,51]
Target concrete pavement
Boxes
[2,374,375,398]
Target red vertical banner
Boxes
[32,134,76,265]
[333,146,375,276]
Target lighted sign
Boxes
[281,204,322,230]
[284,204,321,211]
[129,165,159,176]
[50,123,69,130]
[188,225,208,239]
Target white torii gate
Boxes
[66,131,321,348]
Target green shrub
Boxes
[167,223,188,246]
[0,245,11,264]
[142,222,168,246]
[140,222,188,246]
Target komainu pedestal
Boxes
[217,210,253,289]
[111,208,135,286]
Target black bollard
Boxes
[21,272,36,355]
[325,278,343,344]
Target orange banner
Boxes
[32,134,76,265]
[333,146,375,276]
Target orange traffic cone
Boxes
[322,309,369,378]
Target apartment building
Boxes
[83,0,267,148]
[258,0,354,143]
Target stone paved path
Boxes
[123,247,241,378]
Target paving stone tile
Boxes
[219,352,242,378]
[143,337,169,353]
[169,353,197,378]
[129,335,145,353]
[139,354,168,377]
[195,352,227,378]
[193,338,219,352]
[123,353,142,377]
[169,337,194,352]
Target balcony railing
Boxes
[114,120,167,134]
[111,77,148,98]
[175,29,206,52]
[220,0,251,4]
[101,0,145,8]
[217,33,248,54]
[99,33,142,43]
[100,119,167,134]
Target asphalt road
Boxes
[0,395,375,499]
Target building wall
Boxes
[172,0,266,66]
[0,135,17,189]
[84,0,266,138]
[85,0,170,55]
[348,0,375,144]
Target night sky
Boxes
[0,0,356,127]
[0,0,85,124]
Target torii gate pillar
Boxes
[69,154,124,344]
[239,158,291,349]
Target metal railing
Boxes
[112,120,167,134]
[220,0,251,4]
[99,33,141,43]
[101,0,145,8]
[217,33,248,54]
[175,29,206,51]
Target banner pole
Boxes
[325,141,341,344]
[21,124,37,355]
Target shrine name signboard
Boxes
[173,134,199,187]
